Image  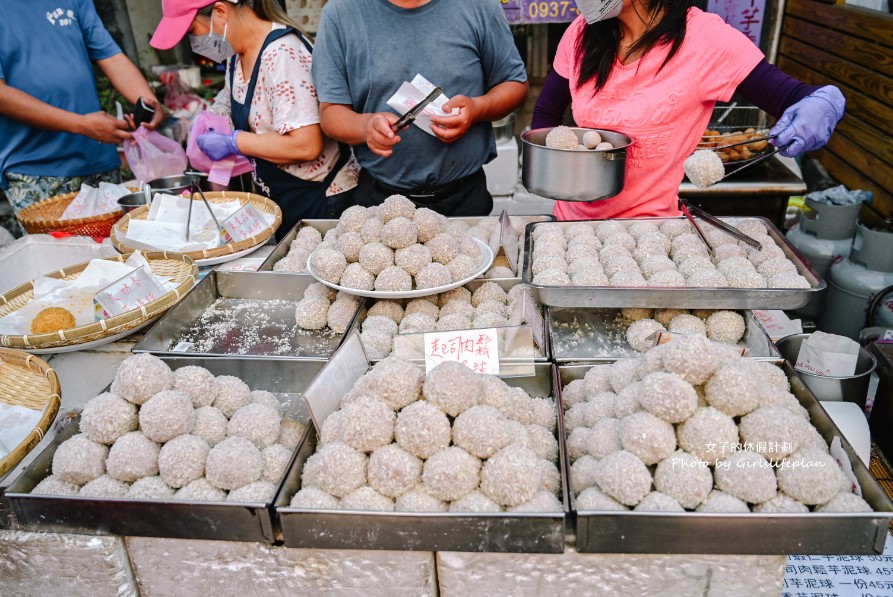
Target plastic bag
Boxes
[123,126,188,183]
[186,111,254,186]
[805,184,872,206]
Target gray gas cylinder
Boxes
[787,197,861,318]
[819,221,893,339]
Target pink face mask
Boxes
[576,0,623,23]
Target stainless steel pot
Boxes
[492,113,517,144]
[148,174,221,193]
[116,191,149,214]
[521,127,631,202]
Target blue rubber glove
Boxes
[197,129,242,161]
[769,85,845,157]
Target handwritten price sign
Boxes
[424,328,500,375]
[94,265,165,319]
[221,204,265,243]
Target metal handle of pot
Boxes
[602,152,625,161]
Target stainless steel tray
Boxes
[523,217,826,309]
[134,271,359,359]
[547,308,779,363]
[6,357,326,542]
[557,362,893,554]
[275,334,568,553]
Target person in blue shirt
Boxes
[0,0,164,232]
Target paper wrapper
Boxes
[59,182,130,220]
[795,331,860,378]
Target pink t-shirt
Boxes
[552,9,763,221]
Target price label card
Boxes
[221,204,265,243]
[94,265,165,319]
[424,328,499,375]
[752,309,802,341]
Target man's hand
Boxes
[77,111,132,144]
[142,96,166,130]
[366,112,401,157]
[430,95,479,143]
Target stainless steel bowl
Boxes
[492,112,517,144]
[521,127,631,202]
[116,191,149,214]
[148,174,221,193]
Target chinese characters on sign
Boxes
[93,265,165,319]
[424,328,500,375]
[706,0,766,46]
[221,204,265,243]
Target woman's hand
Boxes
[197,130,242,160]
[770,86,845,157]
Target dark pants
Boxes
[356,168,493,217]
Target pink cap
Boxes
[150,0,216,50]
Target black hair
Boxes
[576,0,692,93]
[197,0,304,33]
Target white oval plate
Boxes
[307,237,494,299]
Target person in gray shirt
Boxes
[312,0,528,216]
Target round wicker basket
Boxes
[110,191,282,261]
[0,349,61,478]
[0,252,198,350]
[17,192,124,237]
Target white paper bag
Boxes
[794,331,860,377]
[386,74,451,136]
[59,182,130,220]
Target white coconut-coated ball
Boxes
[583,365,613,395]
[295,297,330,330]
[31,475,80,497]
[106,431,160,482]
[705,310,746,344]
[561,379,588,408]
[668,314,707,336]
[172,366,218,408]
[261,443,292,483]
[509,489,564,513]
[340,395,395,453]
[301,441,367,498]
[696,489,750,513]
[340,263,375,290]
[570,454,601,496]
[653,450,713,509]
[138,390,195,443]
[423,361,481,416]
[595,450,652,506]
[639,372,698,424]
[626,318,666,352]
[127,476,175,500]
[620,411,677,465]
[395,488,448,512]
[249,390,281,413]
[213,375,251,418]
[367,443,422,498]
[480,444,541,507]
[191,406,228,447]
[228,403,282,450]
[608,359,641,393]
[356,357,423,410]
[79,475,129,498]
[416,262,453,289]
[576,486,628,511]
[676,406,739,465]
[526,424,559,462]
[310,248,347,284]
[157,434,209,488]
[290,486,341,509]
[423,446,481,502]
[753,493,809,513]
[738,406,811,461]
[79,392,138,445]
[205,436,264,491]
[661,335,718,385]
[227,481,277,503]
[449,490,502,513]
[338,205,369,232]
[52,436,107,492]
[816,492,872,513]
[705,362,762,417]
[715,450,777,504]
[173,478,226,502]
[395,400,451,459]
[111,353,173,406]
[776,447,847,505]
[452,405,511,459]
[634,491,685,512]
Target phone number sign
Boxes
[501,0,580,24]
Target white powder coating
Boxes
[357,357,424,411]
[205,436,264,491]
[360,330,393,359]
[753,493,809,513]
[529,397,556,431]
[452,405,511,459]
[31,475,79,496]
[79,475,129,498]
[609,269,647,287]
[360,217,384,243]
[395,488,448,512]
[776,447,847,505]
[601,255,639,278]
[191,406,228,448]
[706,310,746,344]
[712,243,747,262]
[614,383,642,418]
[576,486,627,511]
[570,455,601,496]
[106,431,160,482]
[423,361,481,417]
[526,424,559,462]
[127,476,175,500]
[678,256,716,278]
[399,312,436,334]
[374,265,413,292]
[227,481,277,503]
[561,379,588,408]
[714,451,778,504]
[157,434,209,488]
[509,489,564,513]
[111,353,173,406]
[301,441,367,498]
[816,492,872,513]
[171,366,218,409]
[619,411,677,466]
[626,318,665,352]
[587,418,622,459]
[449,490,502,513]
[213,376,251,418]
[583,365,613,395]
[608,359,640,393]
[448,254,479,281]
[278,418,305,451]
[639,372,698,424]
[379,195,416,223]
[367,300,405,325]
[684,150,726,188]
[338,205,369,232]
[174,478,227,502]
[545,125,579,149]
[415,262,453,289]
[564,405,590,434]
[422,446,481,502]
[640,255,676,278]
[480,444,541,507]
[52,433,107,485]
[425,233,460,265]
[367,444,422,498]
[648,270,687,287]
[340,395,395,453]
[249,390,280,412]
[653,451,713,509]
[414,207,447,243]
[750,361,791,395]
[290,486,341,509]
[677,407,740,465]
[532,268,571,286]
[770,271,811,288]
[342,486,395,511]
[139,390,195,443]
[79,392,138,445]
[705,362,762,417]
[295,297,330,330]
[739,406,810,461]
[362,314,399,337]
[405,297,440,319]
[340,263,375,290]
[258,444,291,484]
[687,268,729,288]
[668,314,707,337]
[696,489,750,513]
[757,255,797,277]
[358,242,395,276]
[635,491,685,512]
[661,334,718,385]
[336,231,364,263]
[309,248,347,284]
[380,217,418,250]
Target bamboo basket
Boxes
[110,191,282,261]
[17,192,124,237]
[0,349,60,478]
[0,252,197,350]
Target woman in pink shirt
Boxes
[532,0,844,221]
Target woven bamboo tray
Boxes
[110,191,282,262]
[0,349,60,478]
[17,192,124,237]
[0,252,197,350]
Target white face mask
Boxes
[189,12,235,63]
[576,0,623,23]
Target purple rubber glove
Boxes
[769,85,845,157]
[197,129,242,161]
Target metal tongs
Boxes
[678,199,762,252]
[391,86,443,132]
[151,171,223,244]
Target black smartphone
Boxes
[131,98,156,130]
